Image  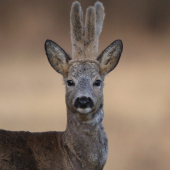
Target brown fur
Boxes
[0,1,123,170]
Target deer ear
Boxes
[45,40,71,76]
[97,40,123,75]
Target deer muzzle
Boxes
[74,96,94,114]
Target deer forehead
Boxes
[68,61,100,80]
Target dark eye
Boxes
[93,80,101,86]
[67,80,75,86]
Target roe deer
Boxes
[0,1,123,170]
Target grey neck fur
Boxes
[63,107,107,169]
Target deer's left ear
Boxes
[97,39,123,75]
[45,40,71,76]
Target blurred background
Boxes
[0,0,170,169]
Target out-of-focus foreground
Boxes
[0,0,170,169]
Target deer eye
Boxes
[67,80,75,86]
[93,80,101,86]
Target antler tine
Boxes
[70,1,84,60]
[94,1,105,37]
[84,2,105,59]
[84,7,97,59]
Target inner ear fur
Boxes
[45,40,71,76]
[97,39,123,75]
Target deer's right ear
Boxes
[45,40,71,75]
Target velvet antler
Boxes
[70,1,105,60]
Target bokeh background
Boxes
[0,0,170,169]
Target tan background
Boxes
[0,0,170,169]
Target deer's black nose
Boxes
[74,96,94,108]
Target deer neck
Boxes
[63,107,108,168]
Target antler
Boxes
[70,1,105,60]
[70,2,84,60]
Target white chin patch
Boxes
[77,108,92,114]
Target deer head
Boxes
[45,1,123,121]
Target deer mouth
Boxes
[77,107,92,114]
